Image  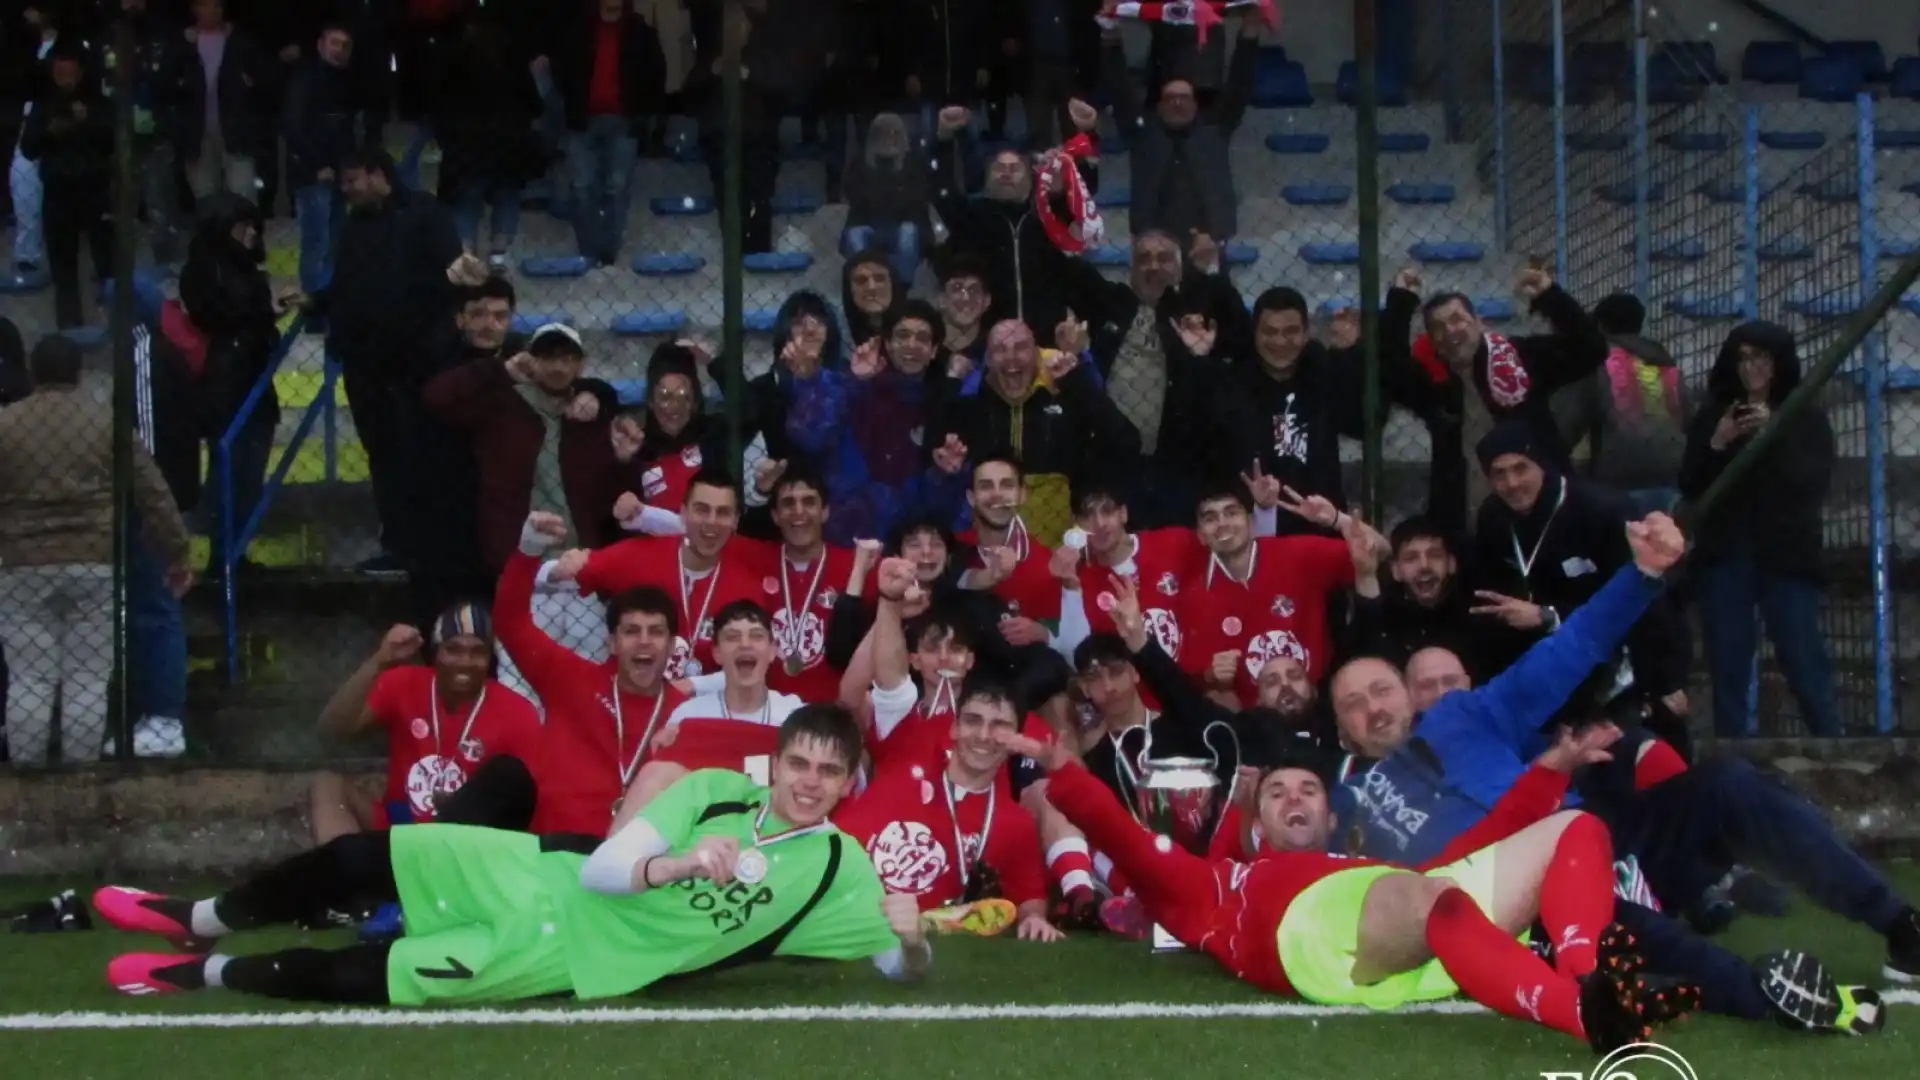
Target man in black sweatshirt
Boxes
[20,45,109,329]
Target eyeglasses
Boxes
[652,388,695,405]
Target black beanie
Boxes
[1475,420,1544,474]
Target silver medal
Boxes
[735,847,769,885]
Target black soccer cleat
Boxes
[1883,908,1920,985]
[1757,950,1887,1036]
[1635,976,1703,1027]
[1578,966,1651,1055]
[1594,923,1647,982]
[8,889,93,934]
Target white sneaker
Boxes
[132,716,186,759]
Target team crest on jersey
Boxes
[681,445,703,467]
[409,717,430,740]
[1157,572,1179,596]
[642,466,667,499]
[762,576,780,596]
[1243,629,1308,677]
[1095,591,1117,613]
[1005,600,1021,615]
[459,736,484,763]
[818,588,839,609]
[1271,595,1296,617]
[1144,608,1182,656]
[405,754,467,817]
[771,608,827,669]
[868,820,949,895]
[1221,616,1242,637]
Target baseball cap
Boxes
[528,323,585,357]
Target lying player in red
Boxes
[996,725,1694,1055]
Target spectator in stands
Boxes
[119,0,188,267]
[618,342,714,520]
[0,317,25,404]
[939,320,1141,544]
[180,192,286,577]
[1468,421,1689,716]
[836,302,971,544]
[232,0,309,218]
[6,2,67,283]
[841,114,932,287]
[1680,322,1839,737]
[1101,15,1259,251]
[0,336,191,765]
[1216,278,1423,531]
[1399,267,1610,535]
[20,44,109,330]
[1054,230,1247,526]
[930,103,1097,335]
[891,0,996,124]
[1555,292,1688,516]
[304,147,469,574]
[433,16,546,273]
[1013,0,1101,150]
[176,0,270,206]
[842,250,904,348]
[685,0,779,253]
[282,22,357,296]
[742,291,850,488]
[1345,517,1506,681]
[935,255,993,368]
[554,0,665,267]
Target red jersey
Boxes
[497,552,689,834]
[575,535,767,678]
[867,680,1054,775]
[835,759,1048,910]
[1175,535,1356,704]
[731,538,864,703]
[364,667,544,825]
[1075,527,1208,654]
[638,444,704,512]
[958,520,1062,623]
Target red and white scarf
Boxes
[1036,133,1104,254]
[1412,331,1532,409]
[1097,0,1278,43]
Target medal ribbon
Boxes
[750,801,833,851]
[943,775,997,890]
[679,547,724,651]
[779,550,828,658]
[613,675,670,791]
[427,680,488,761]
[1509,475,1568,582]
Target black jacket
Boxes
[308,183,466,377]
[431,40,547,185]
[21,82,111,186]
[180,193,280,431]
[171,24,273,160]
[280,55,358,187]
[937,363,1142,484]
[555,12,665,132]
[1678,321,1833,580]
[1103,33,1256,240]
[885,0,1002,104]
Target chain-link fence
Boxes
[3,4,1917,768]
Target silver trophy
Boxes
[1135,756,1221,953]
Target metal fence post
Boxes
[1492,0,1509,252]
[1856,93,1894,733]
[1630,0,1651,300]
[1743,107,1760,321]
[1550,0,1568,282]
[721,0,747,477]
[1355,0,1384,522]
[109,15,138,760]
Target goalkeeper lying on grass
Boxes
[95,706,932,1004]
[996,722,1694,1056]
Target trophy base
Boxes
[1150,923,1184,953]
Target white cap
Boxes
[529,323,584,354]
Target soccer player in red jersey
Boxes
[998,724,1685,1054]
[729,465,867,705]
[552,467,764,679]
[957,452,1062,627]
[500,512,688,836]
[310,607,545,842]
[1175,478,1381,707]
[836,674,1061,941]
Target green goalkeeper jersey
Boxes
[543,768,900,1000]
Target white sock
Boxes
[190,899,231,938]
[203,954,232,989]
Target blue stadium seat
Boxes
[1800,56,1863,102]
[1902,180,1920,198]
[1662,41,1725,83]
[1798,180,1857,203]
[1696,180,1747,204]
[1826,41,1889,81]
[1662,131,1728,152]
[632,252,706,276]
[512,313,571,335]
[1757,238,1814,261]
[1742,42,1803,85]
[652,195,715,216]
[57,326,108,350]
[1283,184,1352,206]
[1595,181,1665,205]
[1876,130,1920,149]
[612,309,690,335]
[1336,62,1409,107]
[1474,298,1518,322]
[1668,293,1747,320]
[1300,242,1360,265]
[1760,130,1825,150]
[520,255,592,278]
[1251,53,1313,108]
[1646,54,1696,104]
[1651,238,1707,262]
[1085,245,1129,267]
[1879,238,1919,259]
[742,252,814,273]
[1896,57,1920,100]
[1099,187,1131,207]
[1903,295,1920,317]
[1264,132,1331,154]
[1409,241,1485,263]
[1508,43,1554,104]
[1378,132,1431,153]
[1786,293,1859,318]
[100,268,166,320]
[771,191,824,215]
[1385,182,1455,205]
[1223,242,1258,267]
[744,309,780,333]
[1567,132,1629,153]
[1570,41,1630,97]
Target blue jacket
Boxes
[1339,564,1662,864]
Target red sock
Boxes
[1537,814,1616,977]
[1046,838,1096,898]
[1633,739,1688,790]
[1426,889,1584,1039]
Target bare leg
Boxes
[309,772,380,845]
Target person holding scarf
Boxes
[1466,421,1689,711]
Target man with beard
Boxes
[498,512,688,836]
[958,451,1064,638]
[1347,517,1511,681]
[1467,422,1689,716]
[553,468,765,680]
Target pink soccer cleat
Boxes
[1099,894,1152,941]
[91,886,212,950]
[106,953,207,996]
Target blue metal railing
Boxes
[1856,93,1895,733]
[215,315,339,680]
